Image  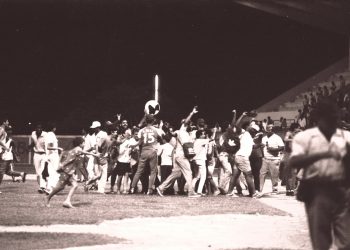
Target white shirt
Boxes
[84,133,96,152]
[45,131,58,155]
[236,131,254,158]
[291,127,350,181]
[117,139,132,163]
[262,133,285,159]
[129,137,139,166]
[174,127,193,157]
[31,131,47,153]
[95,130,108,148]
[2,138,13,161]
[158,143,174,166]
[193,138,209,161]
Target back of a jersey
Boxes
[139,126,161,151]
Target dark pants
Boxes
[131,149,158,191]
[283,153,297,191]
[305,185,350,250]
[0,161,21,184]
[140,164,160,193]
[250,156,262,192]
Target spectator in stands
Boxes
[281,118,287,130]
[297,113,307,130]
[309,93,317,107]
[330,81,337,94]
[289,100,350,250]
[267,116,273,125]
[261,119,267,132]
[316,86,324,102]
[323,85,330,97]
[339,75,346,87]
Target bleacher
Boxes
[256,57,350,123]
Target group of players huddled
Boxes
[1,105,303,208]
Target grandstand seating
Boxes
[256,57,350,123]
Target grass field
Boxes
[0,232,124,250]
[0,180,286,226]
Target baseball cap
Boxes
[90,121,101,129]
[251,123,260,132]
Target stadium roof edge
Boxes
[233,0,350,35]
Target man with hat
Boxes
[230,122,260,197]
[86,121,109,194]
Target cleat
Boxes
[188,193,201,198]
[156,187,164,197]
[253,192,263,198]
[213,190,221,196]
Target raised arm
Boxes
[138,114,147,128]
[183,106,198,126]
[235,111,248,129]
[230,109,237,127]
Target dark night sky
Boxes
[0,1,348,133]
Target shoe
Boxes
[156,187,164,197]
[226,192,235,197]
[188,193,201,198]
[129,188,135,194]
[253,192,263,198]
[286,190,295,196]
[272,190,278,195]
[228,192,240,198]
[147,189,154,195]
[38,188,45,194]
[62,202,75,209]
[213,190,221,196]
[22,173,27,183]
[44,189,51,195]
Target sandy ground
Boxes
[1,175,311,250]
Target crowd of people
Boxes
[298,74,350,129]
[1,96,350,249]
[0,104,307,207]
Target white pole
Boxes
[155,74,159,102]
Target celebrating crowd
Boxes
[1,97,350,249]
[0,104,308,206]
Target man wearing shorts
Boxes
[231,123,259,197]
